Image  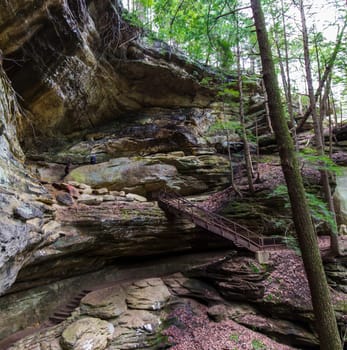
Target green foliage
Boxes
[229,333,239,342]
[248,261,261,273]
[200,76,213,87]
[125,0,256,71]
[298,148,342,175]
[267,184,288,204]
[283,235,300,255]
[306,192,337,234]
[210,119,241,131]
[251,339,266,350]
[122,10,143,27]
[138,0,154,6]
[268,184,337,234]
[264,293,274,302]
[218,87,240,99]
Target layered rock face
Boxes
[0,2,250,333]
[1,0,216,148]
[9,254,342,350]
[0,69,58,297]
[3,1,345,349]
[0,0,231,298]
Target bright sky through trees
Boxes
[121,0,346,113]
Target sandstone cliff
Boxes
[1,1,346,349]
[0,0,227,299]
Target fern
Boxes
[298,148,342,175]
[209,120,242,133]
[268,185,337,234]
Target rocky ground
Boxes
[163,301,296,350]
[2,160,347,349]
[6,238,346,350]
[163,243,347,350]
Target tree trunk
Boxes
[320,74,333,158]
[261,79,273,133]
[330,91,338,128]
[236,17,254,193]
[297,19,347,131]
[226,128,242,198]
[280,0,297,150]
[271,0,298,150]
[298,0,340,257]
[250,0,342,348]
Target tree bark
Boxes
[236,17,254,193]
[226,127,242,198]
[250,0,342,348]
[261,78,273,133]
[297,19,347,131]
[280,0,297,150]
[298,0,340,256]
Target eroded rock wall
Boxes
[0,0,225,299]
[1,0,216,149]
[0,1,276,344]
[0,68,58,296]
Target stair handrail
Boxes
[158,191,278,249]
[159,192,263,248]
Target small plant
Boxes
[252,339,266,350]
[248,261,261,273]
[283,235,301,255]
[229,333,239,342]
[268,184,337,235]
[264,293,274,302]
[298,148,342,175]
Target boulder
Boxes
[111,309,164,349]
[126,278,171,310]
[13,203,44,221]
[81,286,127,319]
[61,317,114,350]
[77,194,103,205]
[65,154,229,196]
[125,193,147,202]
[56,192,74,206]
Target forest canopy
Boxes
[122,0,347,117]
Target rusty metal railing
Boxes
[158,190,284,252]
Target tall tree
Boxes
[297,0,340,256]
[236,15,254,192]
[250,0,342,348]
[270,0,297,149]
[297,18,347,131]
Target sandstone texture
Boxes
[61,317,114,350]
[0,1,347,350]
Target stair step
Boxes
[71,297,82,302]
[53,311,70,317]
[51,313,68,319]
[82,289,92,293]
[49,316,66,324]
[66,303,79,308]
[75,294,85,298]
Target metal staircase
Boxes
[158,191,285,253]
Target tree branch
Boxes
[297,18,347,131]
[215,6,250,20]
